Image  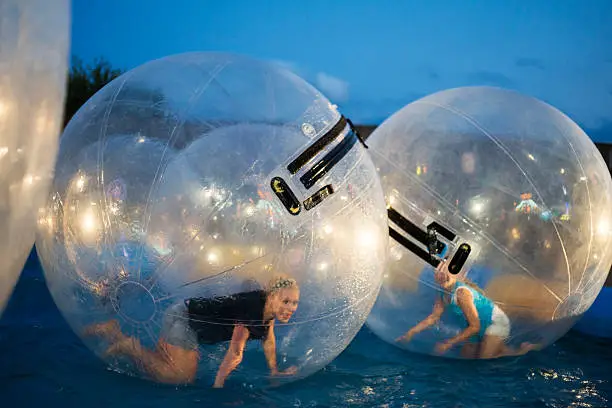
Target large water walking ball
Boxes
[365,86,612,358]
[0,0,70,314]
[35,52,388,386]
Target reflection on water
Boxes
[1,265,611,408]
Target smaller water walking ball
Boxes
[35,52,388,387]
[365,86,612,359]
[0,0,70,315]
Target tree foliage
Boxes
[64,56,123,126]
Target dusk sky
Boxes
[71,1,612,140]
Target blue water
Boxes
[1,262,611,408]
[574,287,612,339]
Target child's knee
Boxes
[227,346,243,366]
[234,325,249,340]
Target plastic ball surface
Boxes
[35,52,388,387]
[0,0,70,314]
[365,86,612,359]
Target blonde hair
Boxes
[267,274,298,293]
[441,259,487,296]
[459,276,487,296]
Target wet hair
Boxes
[267,274,299,294]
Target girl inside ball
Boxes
[84,274,300,387]
[396,260,540,359]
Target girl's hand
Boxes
[395,331,414,343]
[434,341,453,355]
[436,259,449,273]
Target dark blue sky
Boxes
[71,1,612,139]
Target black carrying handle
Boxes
[388,206,471,273]
[273,115,365,214]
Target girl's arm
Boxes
[397,299,444,342]
[437,288,480,352]
[263,320,279,375]
[263,321,297,377]
[213,325,249,388]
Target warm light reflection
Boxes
[356,225,379,248]
[596,219,610,236]
[197,185,227,206]
[76,176,85,191]
[109,203,120,214]
[415,164,428,175]
[35,104,56,135]
[37,211,55,232]
[80,209,98,234]
[0,98,10,122]
[390,244,403,261]
[187,226,199,239]
[207,251,220,265]
[244,205,255,217]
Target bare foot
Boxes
[519,342,542,354]
[105,337,136,357]
[273,366,298,377]
[83,320,123,343]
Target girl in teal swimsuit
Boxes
[397,261,540,359]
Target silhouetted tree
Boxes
[63,56,123,126]
[61,56,203,148]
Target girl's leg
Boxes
[479,306,541,359]
[84,313,200,384]
[478,334,507,358]
[479,334,541,358]
[106,336,199,384]
[460,342,480,358]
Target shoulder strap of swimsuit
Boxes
[450,282,469,304]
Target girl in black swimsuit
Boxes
[84,275,300,387]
